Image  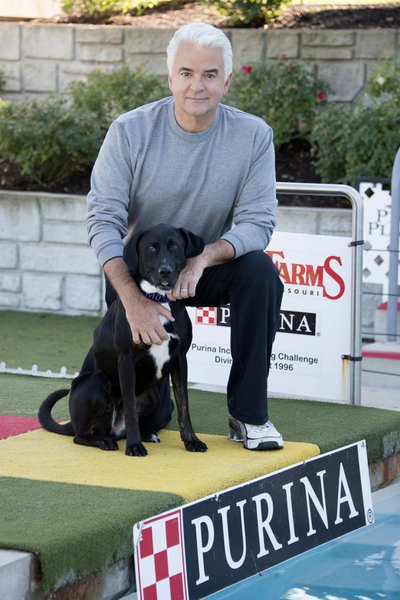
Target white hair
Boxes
[166,22,233,79]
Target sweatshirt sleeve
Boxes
[221,122,277,257]
[87,120,133,267]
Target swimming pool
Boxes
[208,479,400,600]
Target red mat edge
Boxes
[0,415,42,440]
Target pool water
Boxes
[208,479,400,600]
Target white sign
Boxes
[187,232,352,402]
[360,180,399,295]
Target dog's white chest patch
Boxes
[150,334,178,379]
[139,281,179,378]
[111,407,125,437]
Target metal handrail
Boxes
[276,182,364,406]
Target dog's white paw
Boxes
[142,433,160,443]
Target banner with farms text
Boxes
[187,232,353,402]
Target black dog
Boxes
[38,224,208,457]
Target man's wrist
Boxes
[202,239,235,268]
[104,257,141,305]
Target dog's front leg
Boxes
[118,353,147,457]
[171,355,207,453]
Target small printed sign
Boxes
[134,441,373,600]
[360,180,399,295]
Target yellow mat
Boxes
[0,429,320,502]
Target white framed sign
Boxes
[187,232,353,402]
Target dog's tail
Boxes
[38,389,75,436]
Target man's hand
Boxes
[104,257,174,345]
[169,239,235,300]
[125,293,174,345]
[169,254,207,299]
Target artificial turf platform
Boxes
[0,427,319,499]
[1,311,400,594]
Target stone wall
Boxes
[0,22,399,103]
[0,191,104,315]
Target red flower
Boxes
[316,90,326,101]
[241,65,252,73]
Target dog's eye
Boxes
[147,244,158,253]
[169,242,179,252]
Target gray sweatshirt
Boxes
[87,97,277,266]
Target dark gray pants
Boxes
[106,251,283,430]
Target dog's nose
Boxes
[158,265,173,278]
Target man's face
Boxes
[168,41,232,133]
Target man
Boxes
[87,22,284,450]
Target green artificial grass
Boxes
[0,477,182,591]
[0,310,100,373]
[167,391,400,465]
[0,374,70,419]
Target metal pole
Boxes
[276,182,364,406]
[387,147,400,341]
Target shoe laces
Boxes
[249,421,272,432]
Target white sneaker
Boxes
[228,415,283,450]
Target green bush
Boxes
[0,97,101,186]
[63,0,118,15]
[212,0,290,26]
[63,0,288,24]
[367,60,400,108]
[62,0,169,17]
[68,65,169,134]
[344,103,400,182]
[310,103,351,183]
[312,62,400,184]
[0,71,5,95]
[226,60,328,147]
[0,66,168,187]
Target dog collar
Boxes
[143,291,169,303]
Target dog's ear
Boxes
[179,228,205,258]
[123,231,142,273]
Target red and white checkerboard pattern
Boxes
[196,307,216,325]
[136,511,187,600]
